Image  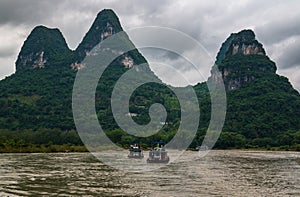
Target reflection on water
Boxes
[0,151,299,196]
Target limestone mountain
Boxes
[202,29,300,148]
[0,9,176,146]
[211,30,276,90]
[16,26,73,70]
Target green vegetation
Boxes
[0,129,86,153]
[0,12,299,152]
[16,25,74,70]
[219,55,300,143]
[214,130,300,151]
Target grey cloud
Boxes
[255,16,300,45]
[0,0,61,25]
[0,47,15,57]
[276,37,300,69]
[0,56,15,79]
[140,47,211,86]
[277,66,300,92]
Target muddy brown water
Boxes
[0,150,299,196]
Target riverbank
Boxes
[0,144,88,153]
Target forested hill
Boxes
[0,9,178,149]
[201,29,300,149]
[0,10,299,151]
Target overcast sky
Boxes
[0,0,299,91]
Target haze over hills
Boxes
[0,9,299,151]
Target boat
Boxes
[128,143,144,159]
[147,142,170,163]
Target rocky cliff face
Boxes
[228,30,265,56]
[16,26,72,71]
[211,29,276,90]
[73,9,137,69]
[75,9,123,62]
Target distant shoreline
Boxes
[0,145,299,153]
[0,145,88,153]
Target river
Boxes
[0,150,299,196]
